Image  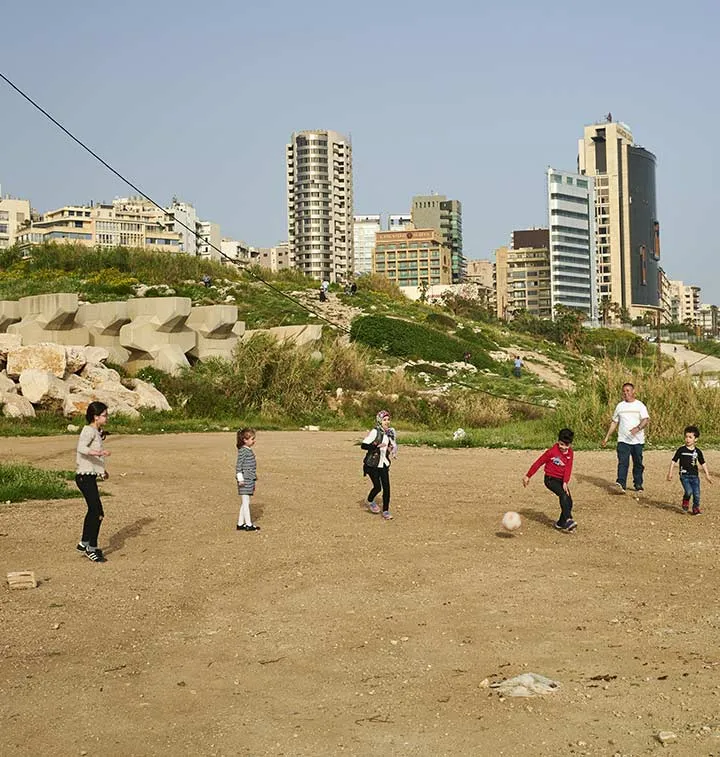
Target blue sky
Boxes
[1,0,718,298]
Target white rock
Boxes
[0,370,17,394]
[18,369,69,404]
[93,380,141,408]
[1,393,36,418]
[67,424,79,432]
[63,391,140,419]
[80,363,121,387]
[657,731,677,745]
[0,333,22,359]
[126,378,171,412]
[64,345,87,375]
[65,374,93,393]
[6,343,67,379]
[84,346,110,364]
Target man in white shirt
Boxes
[601,382,650,492]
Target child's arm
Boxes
[666,460,676,481]
[523,449,550,486]
[701,462,713,483]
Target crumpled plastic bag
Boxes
[452,428,466,441]
[490,673,560,697]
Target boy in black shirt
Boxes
[667,425,713,514]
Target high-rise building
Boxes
[353,215,381,275]
[578,119,661,317]
[373,228,451,286]
[167,199,198,254]
[669,280,701,324]
[495,230,552,319]
[197,221,221,261]
[411,195,464,282]
[287,130,354,282]
[0,193,32,248]
[547,168,597,321]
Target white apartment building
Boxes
[547,168,597,321]
[353,215,381,275]
[669,280,701,324]
[388,214,412,231]
[0,194,32,248]
[167,199,198,254]
[257,242,291,272]
[287,129,354,282]
[197,221,221,261]
[220,238,259,266]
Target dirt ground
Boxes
[2,432,720,757]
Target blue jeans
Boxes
[680,475,701,507]
[616,442,644,489]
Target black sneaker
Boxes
[84,549,106,562]
[244,525,261,532]
[634,486,644,492]
[614,482,626,493]
[76,543,87,553]
[236,524,247,531]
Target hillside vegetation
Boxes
[1,243,718,447]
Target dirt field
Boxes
[2,432,720,757]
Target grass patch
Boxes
[0,463,82,503]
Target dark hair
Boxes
[622,382,635,390]
[684,425,700,438]
[236,427,256,448]
[558,428,574,444]
[86,401,108,424]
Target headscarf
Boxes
[376,410,398,457]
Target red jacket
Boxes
[526,443,573,483]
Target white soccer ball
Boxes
[502,511,522,532]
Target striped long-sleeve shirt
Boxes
[235,446,257,495]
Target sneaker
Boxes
[615,482,626,493]
[382,511,393,520]
[236,524,247,531]
[692,507,701,516]
[368,503,381,514]
[681,499,690,512]
[634,486,644,492]
[76,542,87,553]
[244,524,261,531]
[84,548,106,562]
[554,520,577,532]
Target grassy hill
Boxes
[1,243,718,447]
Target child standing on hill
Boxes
[522,428,577,532]
[236,428,260,532]
[361,410,398,520]
[667,425,713,515]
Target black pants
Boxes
[76,474,104,549]
[366,466,391,510]
[544,475,573,525]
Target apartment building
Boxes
[353,215,381,275]
[287,129,354,282]
[495,230,552,319]
[578,119,661,317]
[17,198,181,251]
[0,194,32,248]
[547,168,597,321]
[411,195,464,282]
[373,228,451,286]
[197,221,221,261]
[257,242,291,272]
[669,280,701,324]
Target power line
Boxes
[0,70,552,411]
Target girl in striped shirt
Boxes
[235,428,260,532]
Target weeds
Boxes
[0,463,81,503]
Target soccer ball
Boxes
[502,511,522,532]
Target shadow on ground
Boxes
[105,516,155,556]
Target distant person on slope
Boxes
[601,382,650,493]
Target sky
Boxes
[1,0,719,298]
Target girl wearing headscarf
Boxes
[361,410,398,520]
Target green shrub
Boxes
[0,463,82,503]
[350,315,498,370]
[580,328,649,358]
[425,312,457,329]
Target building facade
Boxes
[0,195,32,248]
[578,119,661,317]
[353,215,381,275]
[16,198,181,250]
[547,168,597,321]
[287,129,354,282]
[373,228,451,286]
[495,232,552,319]
[197,221,221,261]
[167,199,198,254]
[669,280,701,324]
[388,214,413,231]
[411,195,464,282]
[257,242,291,272]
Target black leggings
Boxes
[76,474,104,549]
[366,466,391,510]
[544,475,573,525]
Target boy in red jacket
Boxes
[522,428,576,532]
